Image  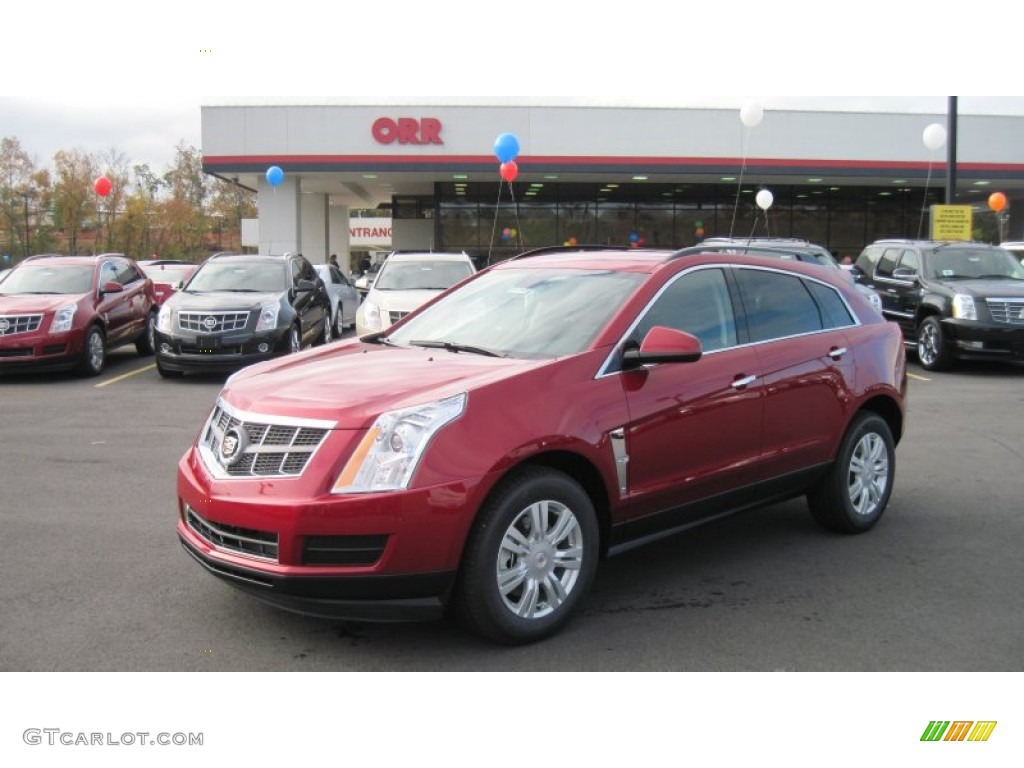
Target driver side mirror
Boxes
[622,326,703,369]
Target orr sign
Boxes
[372,117,443,146]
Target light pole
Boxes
[212,212,225,250]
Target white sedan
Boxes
[314,264,360,336]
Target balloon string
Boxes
[487,179,504,265]
[917,153,934,240]
[508,182,524,249]
[729,127,750,238]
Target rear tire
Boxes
[135,311,156,355]
[334,303,346,337]
[454,467,598,645]
[807,412,895,534]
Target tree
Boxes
[52,149,96,255]
[0,137,36,260]
[96,148,131,253]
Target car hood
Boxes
[0,293,88,313]
[170,291,284,310]
[220,339,549,427]
[930,278,1024,298]
[366,288,443,313]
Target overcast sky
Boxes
[6,2,1023,172]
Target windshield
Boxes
[387,267,646,359]
[375,260,473,291]
[185,261,285,293]
[926,248,1024,280]
[0,264,94,295]
[142,264,193,284]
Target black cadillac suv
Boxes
[853,239,1024,370]
[154,252,332,377]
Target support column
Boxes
[300,193,328,262]
[257,176,300,255]
[329,204,351,274]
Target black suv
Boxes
[854,239,1024,370]
[154,252,332,377]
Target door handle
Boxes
[731,374,757,389]
[828,347,848,360]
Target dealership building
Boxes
[200,103,1024,268]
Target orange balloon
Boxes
[988,192,1007,213]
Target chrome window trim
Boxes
[596,263,862,379]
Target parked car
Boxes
[354,260,382,296]
[154,252,332,377]
[138,260,196,307]
[700,237,884,314]
[853,239,1024,370]
[313,263,359,337]
[0,253,156,376]
[355,251,476,335]
[999,241,1024,265]
[177,245,906,644]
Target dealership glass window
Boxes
[790,198,829,245]
[559,200,597,244]
[636,206,674,247]
[517,203,558,248]
[439,202,480,250]
[596,202,635,246]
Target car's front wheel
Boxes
[78,326,106,377]
[916,316,952,371]
[454,467,598,645]
[807,412,895,534]
[287,325,302,354]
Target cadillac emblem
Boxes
[218,426,248,468]
[0,318,9,332]
[203,316,218,330]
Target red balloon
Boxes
[499,161,518,182]
[988,192,1007,213]
[94,176,112,197]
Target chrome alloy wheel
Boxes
[288,326,301,354]
[87,330,105,371]
[496,499,584,619]
[847,432,890,517]
[918,323,939,366]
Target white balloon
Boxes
[740,102,764,129]
[755,189,774,210]
[923,123,947,151]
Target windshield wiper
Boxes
[409,339,505,357]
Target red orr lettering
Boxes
[372,117,443,145]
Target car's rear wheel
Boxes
[454,467,598,645]
[916,316,952,371]
[334,302,346,337]
[78,326,106,377]
[135,311,157,355]
[807,412,895,534]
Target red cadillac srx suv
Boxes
[177,246,907,644]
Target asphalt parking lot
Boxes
[1,342,1022,671]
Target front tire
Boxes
[807,412,895,534]
[454,467,598,645]
[916,316,952,371]
[78,326,106,377]
[287,325,301,355]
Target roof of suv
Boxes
[386,251,472,263]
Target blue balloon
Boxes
[629,231,639,243]
[266,165,285,187]
[494,133,520,163]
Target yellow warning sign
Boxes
[930,205,973,241]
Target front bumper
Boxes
[0,330,83,372]
[155,327,289,373]
[942,318,1024,362]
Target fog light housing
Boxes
[160,343,171,353]
[258,343,270,353]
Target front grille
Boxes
[178,310,250,333]
[302,535,388,565]
[178,343,244,356]
[201,400,332,478]
[185,505,278,561]
[0,314,43,335]
[388,311,409,325]
[986,299,1024,325]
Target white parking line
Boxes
[907,372,931,382]
[94,363,156,388]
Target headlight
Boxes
[49,304,76,334]
[332,393,467,494]
[157,305,173,333]
[866,290,882,313]
[361,300,382,331]
[952,294,977,320]
[255,302,280,332]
